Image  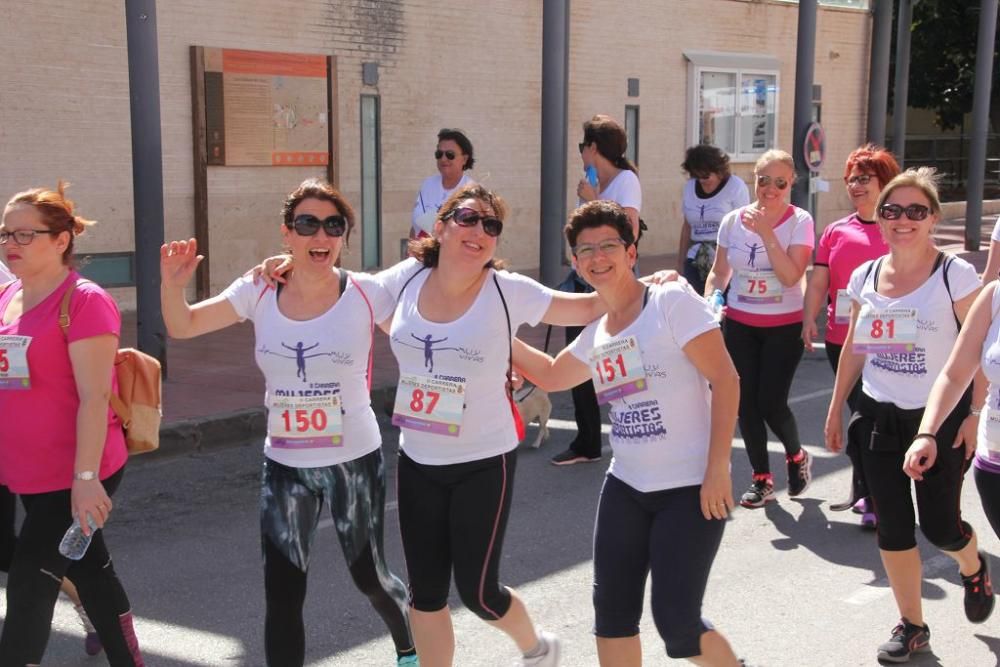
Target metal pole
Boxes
[891,0,913,161]
[539,0,570,287]
[867,0,893,145]
[965,0,999,252]
[791,0,817,211]
[125,0,167,370]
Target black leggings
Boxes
[566,325,602,458]
[396,450,516,620]
[852,392,973,552]
[260,450,413,666]
[723,318,804,474]
[974,466,1000,542]
[825,342,869,502]
[0,467,143,667]
[0,484,16,572]
[592,475,725,659]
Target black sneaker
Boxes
[876,618,930,663]
[550,448,601,466]
[961,551,995,623]
[739,477,775,508]
[786,449,812,497]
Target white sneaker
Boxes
[517,631,561,666]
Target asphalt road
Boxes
[5,346,1000,666]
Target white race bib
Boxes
[0,335,31,390]
[984,409,1000,463]
[852,306,918,354]
[589,335,648,405]
[392,373,465,437]
[735,268,782,304]
[834,289,852,325]
[268,393,343,449]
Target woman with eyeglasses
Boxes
[0,183,144,665]
[160,179,418,667]
[411,128,475,239]
[703,149,815,509]
[802,144,900,529]
[677,145,750,296]
[824,168,993,663]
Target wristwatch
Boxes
[73,471,97,481]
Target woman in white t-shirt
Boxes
[980,215,1000,282]
[824,168,993,663]
[513,200,746,667]
[411,128,475,238]
[677,145,750,296]
[160,179,418,667]
[576,114,642,243]
[703,149,816,509]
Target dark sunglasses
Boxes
[845,174,874,186]
[879,203,930,221]
[435,149,457,160]
[445,207,503,237]
[288,214,347,237]
[756,175,790,190]
[578,142,588,153]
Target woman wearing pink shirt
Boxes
[802,145,900,527]
[0,183,143,666]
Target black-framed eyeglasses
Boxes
[572,237,628,260]
[845,174,874,186]
[435,149,457,161]
[445,207,503,237]
[879,203,930,221]
[0,229,58,246]
[756,175,790,190]
[287,214,348,237]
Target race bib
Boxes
[392,373,465,437]
[984,410,1000,463]
[735,268,782,304]
[589,336,648,405]
[268,393,343,449]
[852,306,918,354]
[834,289,852,325]
[0,335,31,390]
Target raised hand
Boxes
[160,238,203,289]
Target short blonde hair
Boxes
[754,149,795,175]
[876,167,942,216]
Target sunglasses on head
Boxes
[879,203,930,221]
[435,149,457,160]
[756,175,790,190]
[288,214,347,237]
[845,174,874,186]
[445,207,503,237]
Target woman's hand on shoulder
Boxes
[246,254,294,287]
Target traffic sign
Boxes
[803,122,826,171]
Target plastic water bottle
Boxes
[709,289,725,318]
[578,166,600,207]
[59,515,99,561]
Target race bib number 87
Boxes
[392,374,465,437]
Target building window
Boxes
[685,51,780,162]
[360,94,381,269]
[625,105,639,166]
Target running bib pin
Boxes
[735,268,782,304]
[0,335,31,390]
[392,373,465,437]
[590,336,648,405]
[268,393,344,448]
[852,306,918,354]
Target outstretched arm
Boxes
[512,338,591,393]
[161,239,241,339]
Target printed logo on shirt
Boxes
[643,363,668,379]
[870,346,928,376]
[917,319,939,333]
[740,242,766,268]
[392,333,484,373]
[259,341,353,383]
[610,398,667,442]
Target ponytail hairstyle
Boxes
[582,114,637,174]
[5,181,95,265]
[408,183,508,270]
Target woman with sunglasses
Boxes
[411,128,475,239]
[513,200,745,667]
[677,145,750,296]
[160,178,417,667]
[703,149,815,509]
[0,183,144,665]
[802,144,900,529]
[825,168,993,663]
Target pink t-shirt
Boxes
[814,213,887,345]
[0,272,126,494]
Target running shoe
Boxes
[74,604,102,656]
[739,476,775,509]
[876,618,930,663]
[518,630,561,666]
[397,655,419,666]
[861,511,878,530]
[961,551,995,623]
[550,448,601,466]
[786,449,812,497]
[852,497,870,515]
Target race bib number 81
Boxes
[853,306,918,354]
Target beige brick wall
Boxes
[0,0,871,307]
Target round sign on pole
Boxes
[803,122,826,171]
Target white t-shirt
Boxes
[848,255,980,409]
[376,258,554,465]
[991,215,1000,242]
[682,176,751,257]
[717,205,814,319]
[599,169,641,212]
[411,173,474,234]
[977,283,1000,467]
[567,283,719,492]
[0,262,12,283]
[222,272,393,468]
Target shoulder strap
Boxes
[347,274,375,392]
[59,279,92,337]
[867,257,884,291]
[492,273,514,390]
[338,268,348,296]
[397,265,428,303]
[939,253,961,332]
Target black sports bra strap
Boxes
[643,284,650,308]
[338,268,348,296]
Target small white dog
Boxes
[514,384,552,449]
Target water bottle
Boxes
[709,289,725,318]
[59,515,99,560]
[578,166,600,207]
